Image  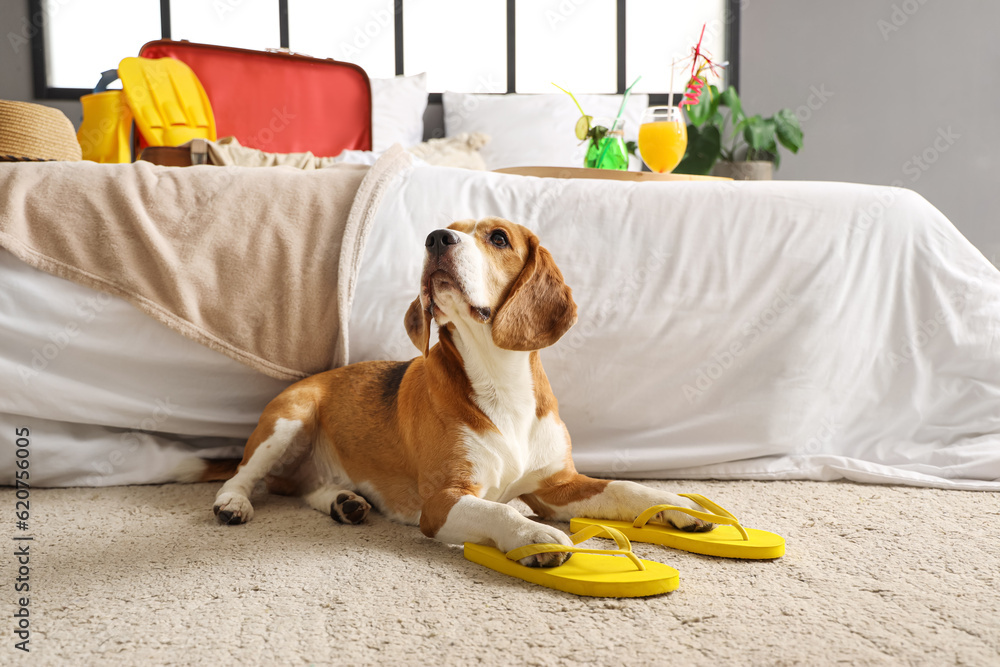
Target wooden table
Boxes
[493,166,731,182]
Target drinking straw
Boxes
[669,58,676,107]
[615,75,642,123]
[552,83,587,118]
[596,75,642,168]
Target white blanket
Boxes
[3,154,999,490]
[349,163,1000,491]
[0,249,287,486]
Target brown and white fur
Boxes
[211,217,712,567]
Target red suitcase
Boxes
[138,40,372,157]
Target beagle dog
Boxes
[213,217,711,566]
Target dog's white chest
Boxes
[451,325,568,502]
[461,413,568,504]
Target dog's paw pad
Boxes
[679,518,715,533]
[521,551,573,568]
[658,509,714,533]
[509,526,573,568]
[331,492,370,525]
[213,492,253,525]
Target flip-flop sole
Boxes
[569,517,785,559]
[464,543,679,598]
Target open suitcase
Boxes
[137,40,372,159]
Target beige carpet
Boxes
[6,479,999,666]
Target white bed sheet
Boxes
[347,164,1000,491]
[4,161,999,491]
[0,249,290,486]
[0,412,243,487]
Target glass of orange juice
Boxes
[638,106,688,173]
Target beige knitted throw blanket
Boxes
[0,146,412,380]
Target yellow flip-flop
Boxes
[464,524,679,598]
[570,493,785,560]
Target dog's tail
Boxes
[170,457,242,483]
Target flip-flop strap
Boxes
[506,524,646,571]
[679,493,740,522]
[632,497,750,541]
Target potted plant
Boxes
[674,85,803,180]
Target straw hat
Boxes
[0,100,82,162]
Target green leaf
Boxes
[743,115,775,153]
[745,119,780,168]
[720,86,744,126]
[681,78,720,128]
[588,125,608,144]
[683,78,712,127]
[625,140,637,157]
[773,109,803,153]
[674,124,721,175]
[706,88,720,123]
[763,118,778,151]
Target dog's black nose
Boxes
[425,229,461,256]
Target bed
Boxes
[1,150,998,491]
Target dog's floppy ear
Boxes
[405,296,432,356]
[492,235,577,351]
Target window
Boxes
[626,0,729,95]
[170,0,279,51]
[287,0,396,79]
[515,0,617,94]
[31,0,739,100]
[404,0,507,93]
[39,0,160,91]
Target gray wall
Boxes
[2,1,997,260]
[0,1,79,123]
[741,0,1000,263]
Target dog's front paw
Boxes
[331,492,370,525]
[502,524,574,569]
[653,495,715,533]
[214,492,254,525]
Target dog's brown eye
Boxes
[489,230,509,248]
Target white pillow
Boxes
[443,92,650,171]
[370,73,428,151]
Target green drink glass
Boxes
[584,117,628,170]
